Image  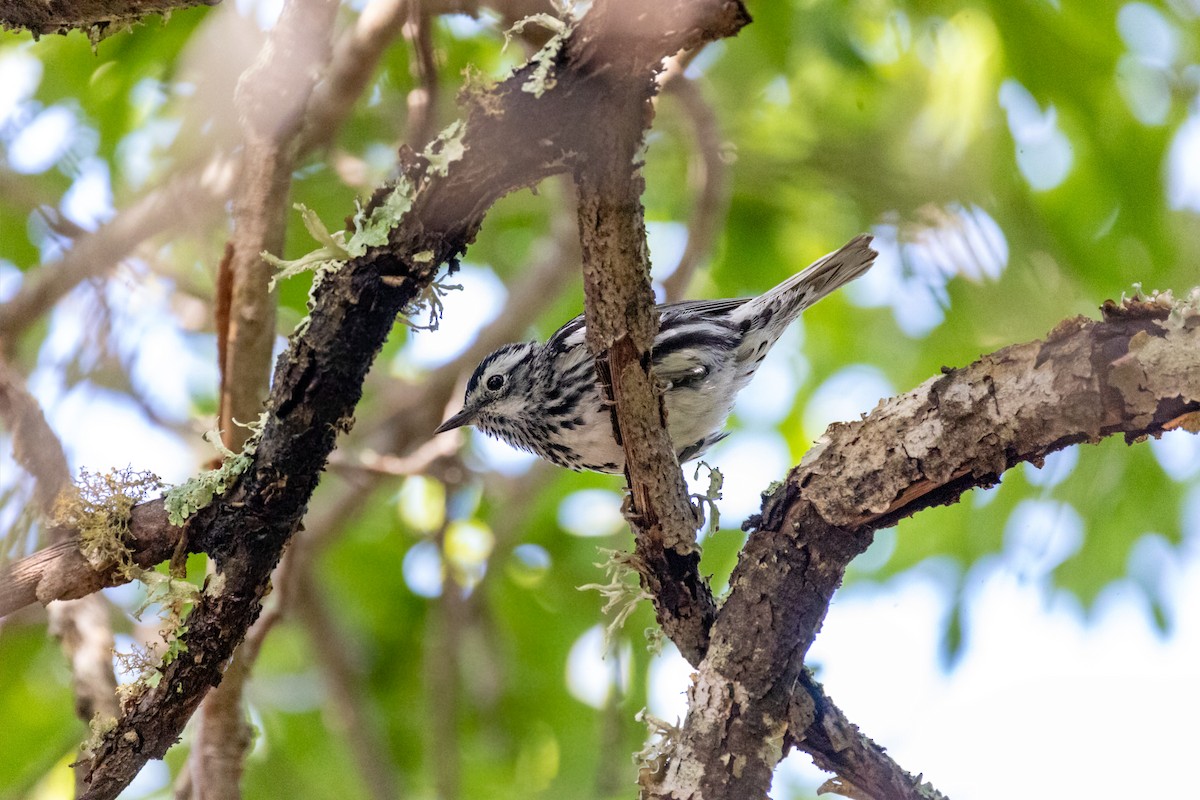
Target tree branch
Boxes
[651,292,1200,799]
[787,671,948,800]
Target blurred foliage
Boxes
[1,0,1199,798]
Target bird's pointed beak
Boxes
[435,407,477,435]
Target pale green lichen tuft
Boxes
[81,712,119,760]
[51,467,208,713]
[399,278,463,332]
[265,178,419,306]
[112,569,201,707]
[348,177,417,256]
[264,204,351,292]
[422,119,467,177]
[691,461,724,535]
[1122,284,1200,332]
[633,709,680,780]
[164,413,267,526]
[53,468,162,577]
[579,548,652,648]
[1165,286,1200,331]
[504,4,576,98]
[114,641,165,705]
[132,571,201,620]
[112,563,201,706]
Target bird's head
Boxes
[435,342,541,436]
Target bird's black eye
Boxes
[486,374,505,391]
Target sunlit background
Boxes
[2,1,1200,798]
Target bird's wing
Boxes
[546,314,587,353]
[653,350,712,390]
[659,297,747,320]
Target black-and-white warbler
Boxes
[435,235,877,473]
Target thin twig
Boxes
[403,1,441,148]
[660,69,729,303]
[0,359,120,795]
[292,566,403,800]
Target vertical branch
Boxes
[292,567,404,800]
[218,0,339,450]
[659,67,728,303]
[576,152,718,663]
[568,0,752,665]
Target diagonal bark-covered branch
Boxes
[0,195,582,619]
[31,3,752,797]
[788,671,948,800]
[651,292,1200,799]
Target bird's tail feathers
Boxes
[737,234,878,324]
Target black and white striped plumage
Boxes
[435,235,877,473]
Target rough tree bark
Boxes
[570,0,743,667]
[647,295,1200,799]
